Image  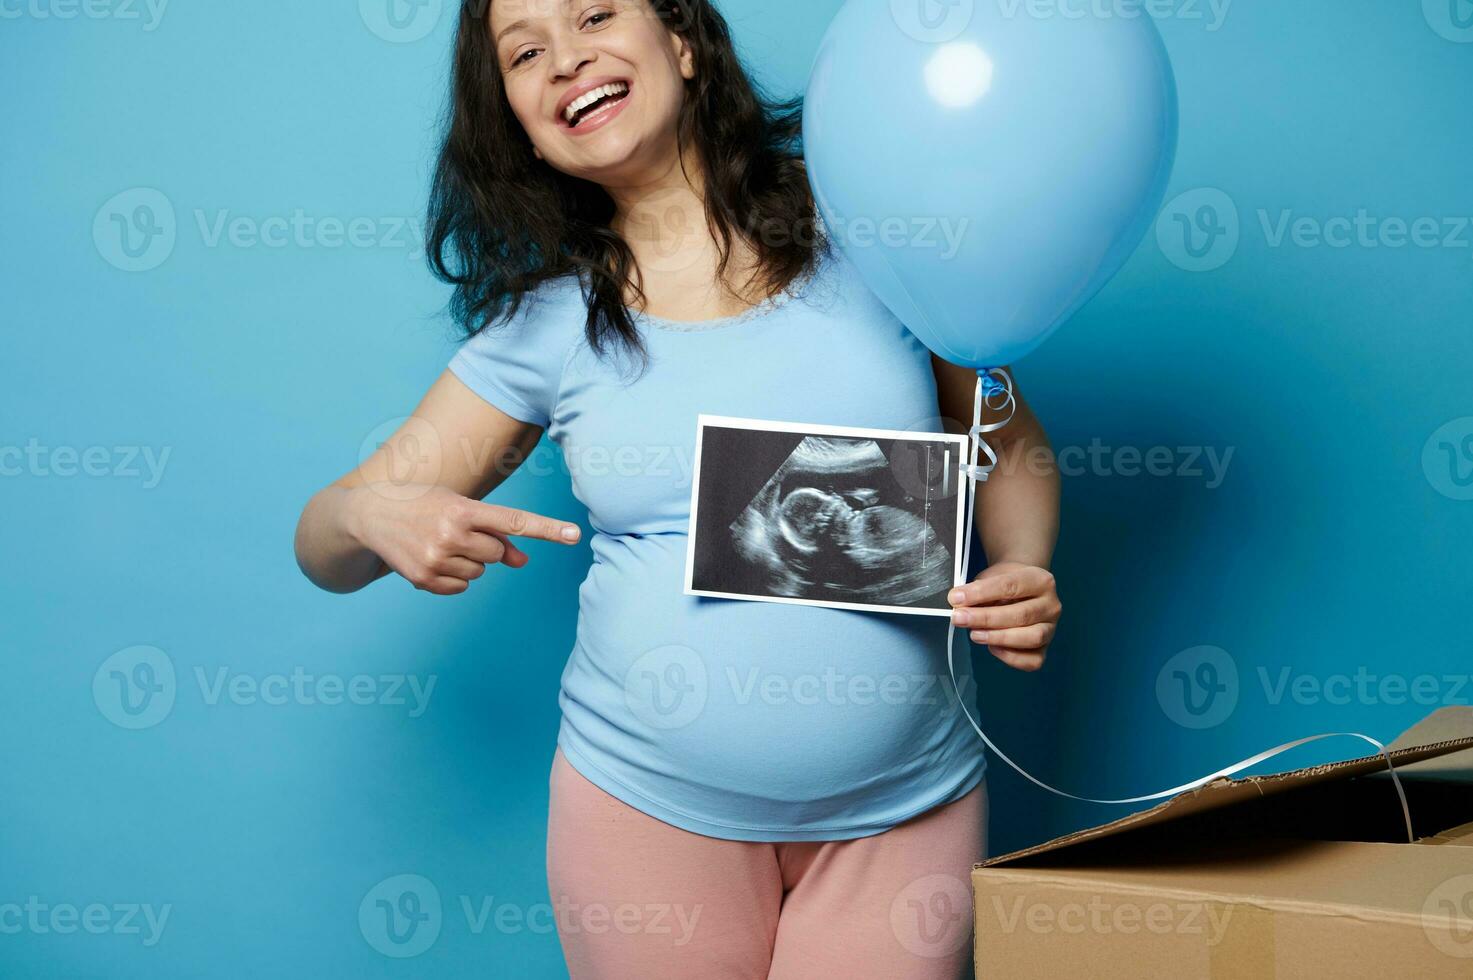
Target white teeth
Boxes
[563,82,629,125]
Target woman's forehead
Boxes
[490,0,649,23]
[487,0,553,30]
[488,0,614,24]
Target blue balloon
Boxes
[804,0,1178,370]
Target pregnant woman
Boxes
[294,2,1061,977]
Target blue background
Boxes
[3,1,1471,976]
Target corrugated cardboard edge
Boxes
[977,706,1473,870]
[973,864,1444,927]
[1425,820,1473,846]
[1373,703,1473,782]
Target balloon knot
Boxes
[976,369,1005,397]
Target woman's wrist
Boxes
[341,485,380,552]
[981,550,1052,572]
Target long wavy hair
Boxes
[425,0,827,376]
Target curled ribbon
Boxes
[947,368,1415,842]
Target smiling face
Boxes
[490,0,696,184]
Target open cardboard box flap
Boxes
[1380,705,1473,782]
[971,708,1473,979]
[978,706,1473,870]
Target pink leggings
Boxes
[545,748,987,979]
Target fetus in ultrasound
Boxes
[727,436,953,605]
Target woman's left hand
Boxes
[948,562,1061,673]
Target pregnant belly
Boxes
[560,532,975,817]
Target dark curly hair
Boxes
[425,0,827,376]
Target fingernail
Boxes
[948,589,964,604]
[561,526,580,541]
[972,630,991,643]
[951,609,966,625]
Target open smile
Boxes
[558,79,633,135]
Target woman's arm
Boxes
[932,354,1062,671]
[293,370,581,595]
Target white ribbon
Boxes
[947,370,1415,842]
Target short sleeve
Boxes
[446,292,575,428]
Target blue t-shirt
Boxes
[447,242,986,841]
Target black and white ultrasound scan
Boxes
[683,415,970,617]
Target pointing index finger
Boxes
[466,501,581,544]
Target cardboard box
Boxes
[972,707,1473,978]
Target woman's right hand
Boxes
[350,482,581,596]
[295,369,582,596]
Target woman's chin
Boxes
[544,120,686,182]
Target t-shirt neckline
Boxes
[632,249,826,333]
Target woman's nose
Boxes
[550,40,596,81]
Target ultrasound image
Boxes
[723,435,954,608]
